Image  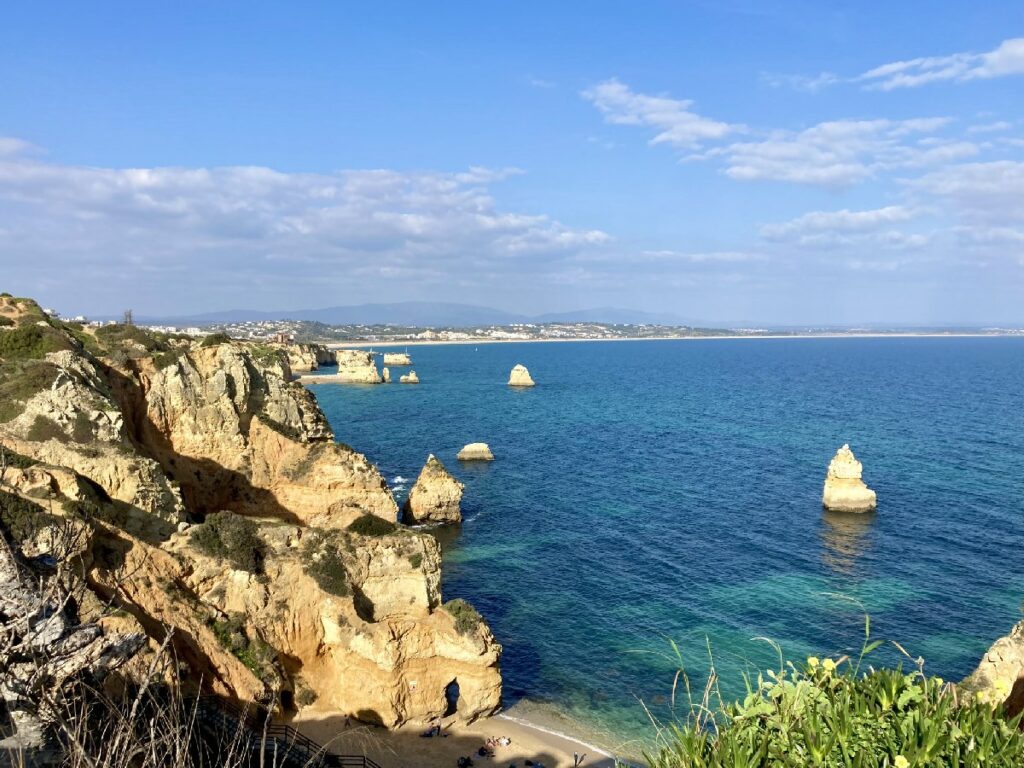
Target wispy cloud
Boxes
[760,206,918,240]
[581,79,740,150]
[760,71,840,93]
[858,37,1024,90]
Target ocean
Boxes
[308,337,1024,753]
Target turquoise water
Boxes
[309,338,1024,750]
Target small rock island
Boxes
[383,352,413,366]
[822,444,877,513]
[399,370,420,384]
[457,442,495,461]
[402,454,464,524]
[508,363,535,387]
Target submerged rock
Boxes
[400,370,420,384]
[508,364,535,387]
[402,454,464,524]
[822,444,877,513]
[457,442,494,461]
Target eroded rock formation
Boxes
[402,455,464,525]
[334,350,382,383]
[962,621,1024,716]
[383,352,412,366]
[382,366,391,383]
[399,370,420,384]
[0,297,501,742]
[278,343,335,373]
[508,364,535,387]
[457,443,494,461]
[822,444,877,513]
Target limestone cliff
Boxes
[277,342,335,373]
[0,297,501,731]
[334,350,382,383]
[962,620,1024,717]
[822,444,877,513]
[402,455,464,525]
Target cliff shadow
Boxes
[102,362,303,526]
[287,712,620,768]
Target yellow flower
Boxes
[995,678,1011,697]
[823,658,836,673]
[807,656,820,669]
[894,755,910,768]
[934,677,944,687]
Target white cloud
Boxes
[581,79,740,150]
[761,71,840,93]
[967,120,1013,134]
[760,206,918,240]
[714,118,966,187]
[911,160,1024,223]
[0,140,613,308]
[859,37,1024,90]
[0,138,37,157]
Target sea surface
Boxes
[309,337,1024,754]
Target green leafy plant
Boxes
[0,323,75,359]
[305,547,351,597]
[347,514,397,536]
[443,598,483,636]
[207,612,277,677]
[642,619,1024,768]
[190,511,265,573]
[200,332,232,347]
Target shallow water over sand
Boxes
[310,337,1024,749]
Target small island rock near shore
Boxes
[457,442,495,461]
[508,363,535,387]
[822,444,877,513]
[334,349,383,383]
[0,296,500,741]
[382,366,391,383]
[382,352,412,366]
[402,454,464,525]
[399,370,420,384]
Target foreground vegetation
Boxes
[641,622,1024,768]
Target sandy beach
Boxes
[292,710,625,768]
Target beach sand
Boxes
[292,710,623,768]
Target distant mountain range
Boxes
[138,302,693,327]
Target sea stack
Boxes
[508,364,535,387]
[402,454,464,524]
[822,444,877,513]
[400,370,420,384]
[457,442,494,461]
[382,366,391,383]
[383,352,413,366]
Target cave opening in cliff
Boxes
[443,679,460,717]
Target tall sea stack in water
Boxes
[402,454,464,524]
[822,444,877,513]
[508,364,535,387]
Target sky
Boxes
[1,1,1023,325]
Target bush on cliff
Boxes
[190,511,265,573]
[644,624,1024,768]
[347,514,397,536]
[0,322,75,360]
[94,323,163,352]
[444,598,483,635]
[0,490,59,543]
[305,548,351,597]
[200,332,232,347]
[0,360,60,422]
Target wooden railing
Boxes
[196,696,382,768]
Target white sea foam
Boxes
[392,475,408,483]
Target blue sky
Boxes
[1,1,1023,324]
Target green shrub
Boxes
[94,323,163,352]
[443,598,482,635]
[200,332,232,347]
[0,323,74,359]
[208,612,277,677]
[0,445,39,468]
[408,552,423,568]
[153,349,186,370]
[294,684,318,708]
[347,514,397,537]
[0,360,59,422]
[305,548,351,597]
[0,316,13,327]
[190,511,265,572]
[644,624,1024,768]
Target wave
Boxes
[392,475,408,483]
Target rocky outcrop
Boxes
[383,352,412,366]
[508,364,535,387]
[822,444,876,513]
[0,299,501,735]
[457,443,494,461]
[279,343,335,373]
[137,344,396,527]
[962,620,1024,716]
[334,350,382,383]
[382,367,391,383]
[402,455,464,525]
[399,370,420,384]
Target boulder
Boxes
[508,364,535,387]
[383,352,413,366]
[402,454,464,525]
[457,443,494,461]
[822,444,877,513]
[400,370,420,384]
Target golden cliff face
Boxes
[0,299,501,725]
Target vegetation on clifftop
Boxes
[643,623,1024,768]
[347,513,397,536]
[444,598,483,635]
[190,511,265,573]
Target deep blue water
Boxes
[309,338,1024,749]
